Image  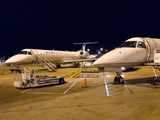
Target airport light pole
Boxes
[100,48,103,53]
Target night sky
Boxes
[1,1,160,57]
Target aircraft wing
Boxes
[63,58,97,63]
[144,63,160,66]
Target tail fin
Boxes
[82,44,86,51]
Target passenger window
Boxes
[137,42,146,49]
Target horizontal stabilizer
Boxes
[74,42,98,45]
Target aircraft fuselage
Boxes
[5,49,89,66]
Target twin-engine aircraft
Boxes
[5,42,98,72]
[93,37,160,85]
[5,49,90,70]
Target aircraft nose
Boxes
[5,55,25,65]
[5,60,9,64]
[93,48,127,67]
[93,57,105,67]
[5,55,33,65]
[5,56,18,65]
[93,59,99,66]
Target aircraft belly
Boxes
[95,62,144,68]
[10,61,32,66]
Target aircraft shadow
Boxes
[123,68,140,72]
[37,66,79,71]
[57,66,77,69]
[125,77,160,89]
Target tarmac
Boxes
[1,64,160,120]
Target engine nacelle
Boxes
[79,51,89,58]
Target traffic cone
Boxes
[1,69,3,75]
[82,73,88,88]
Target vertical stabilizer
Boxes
[82,44,86,51]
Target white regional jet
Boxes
[5,49,90,71]
[93,37,160,85]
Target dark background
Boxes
[1,1,160,57]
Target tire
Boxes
[114,77,119,83]
[57,64,61,68]
[153,80,156,85]
[114,76,124,84]
[52,69,57,72]
[119,76,124,84]
[73,63,78,68]
[59,78,64,84]
[150,79,157,85]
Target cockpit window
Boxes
[18,51,32,55]
[119,41,137,48]
[28,52,32,55]
[18,51,28,54]
[137,41,146,49]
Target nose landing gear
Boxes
[150,78,158,85]
[114,72,124,84]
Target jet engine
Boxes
[79,51,89,58]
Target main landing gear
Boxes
[56,64,61,68]
[73,62,78,68]
[150,78,158,85]
[114,72,124,84]
[150,66,159,85]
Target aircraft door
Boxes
[142,38,156,62]
[27,51,34,62]
[30,49,38,61]
[136,41,148,62]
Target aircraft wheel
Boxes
[73,64,77,68]
[57,64,61,68]
[59,78,65,84]
[77,63,80,66]
[114,77,117,82]
[53,69,57,72]
[114,76,124,84]
[150,79,157,85]
[114,77,119,83]
[118,76,124,84]
[73,62,78,68]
